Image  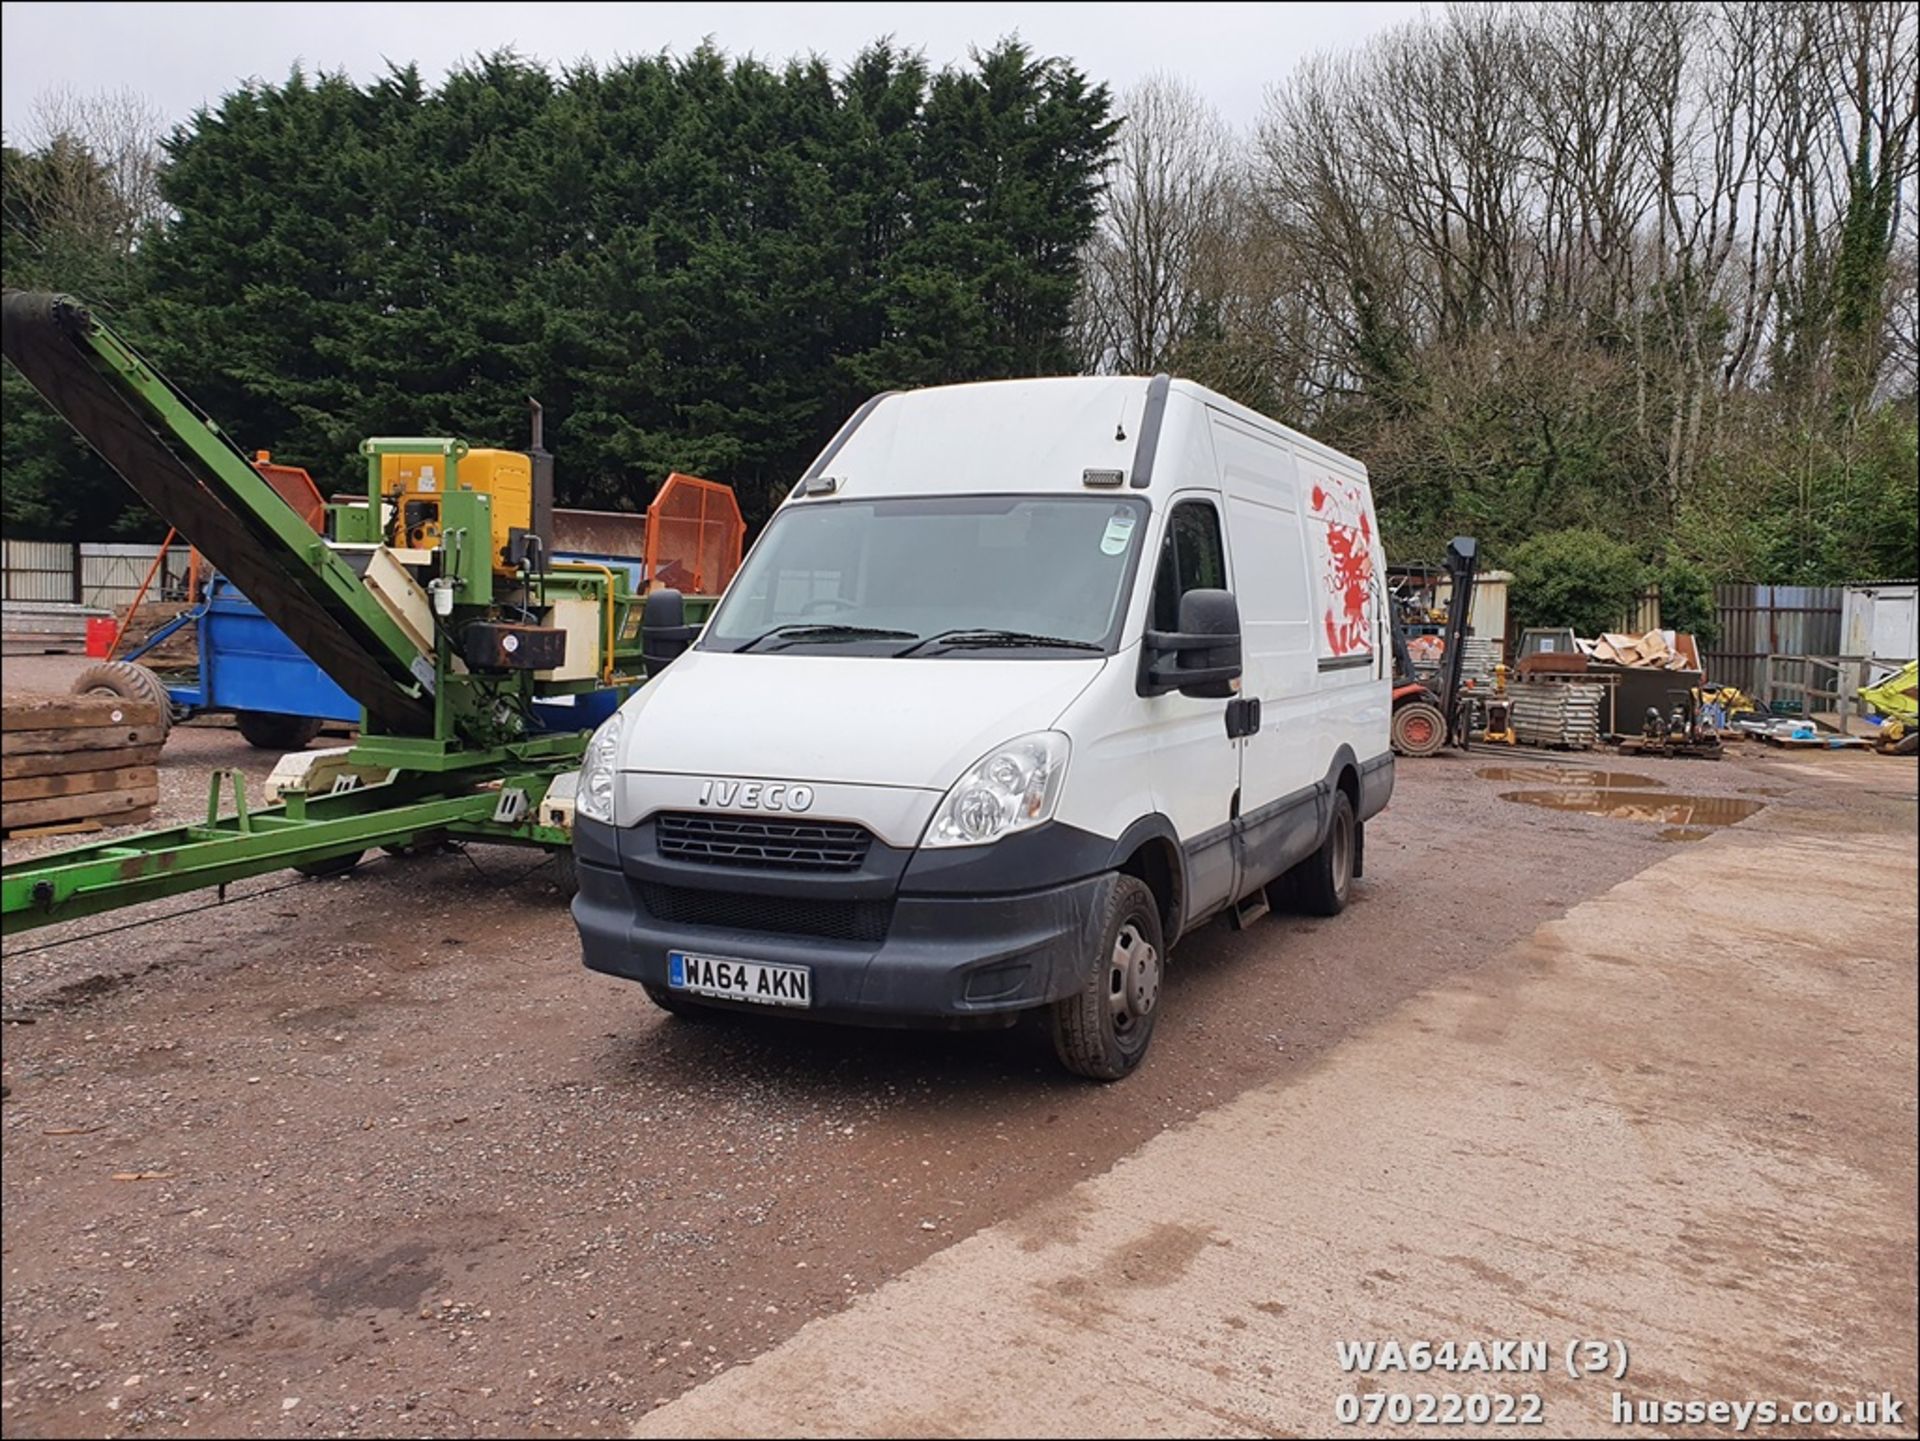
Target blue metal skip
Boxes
[185,578,361,721]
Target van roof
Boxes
[804,375,1367,503]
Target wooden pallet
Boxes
[1760,733,1872,750]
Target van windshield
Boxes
[702,494,1149,656]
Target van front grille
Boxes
[637,882,891,943]
[655,812,872,872]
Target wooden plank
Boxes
[0,721,166,756]
[0,694,159,733]
[4,818,105,840]
[5,764,157,803]
[1,744,164,780]
[0,784,160,832]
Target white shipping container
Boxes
[1436,569,1512,652]
[1842,582,1918,677]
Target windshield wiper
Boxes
[895,628,1105,657]
[734,623,919,653]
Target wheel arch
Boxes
[1325,742,1361,821]
[1105,813,1188,943]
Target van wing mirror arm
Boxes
[1144,656,1242,692]
[1138,627,1244,697]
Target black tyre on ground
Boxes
[1291,789,1355,917]
[70,660,174,739]
[641,982,720,1021]
[235,711,324,752]
[293,850,365,879]
[549,847,578,897]
[380,835,450,858]
[1049,874,1165,1081]
[1391,699,1446,757]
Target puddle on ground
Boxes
[1477,766,1665,788]
[1657,827,1714,843]
[1498,789,1765,829]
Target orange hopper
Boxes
[643,472,745,595]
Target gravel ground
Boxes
[3,660,1914,1438]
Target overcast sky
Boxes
[1,1,1426,142]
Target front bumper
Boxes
[570,814,1109,1025]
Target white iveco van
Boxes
[571,376,1393,1078]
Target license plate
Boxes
[667,951,812,1009]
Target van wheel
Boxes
[1050,874,1164,1081]
[1294,790,1355,917]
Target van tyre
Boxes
[1295,790,1355,917]
[72,660,174,738]
[235,711,324,751]
[1050,874,1164,1081]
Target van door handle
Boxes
[1225,697,1261,739]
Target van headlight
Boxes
[923,731,1069,848]
[576,710,625,825]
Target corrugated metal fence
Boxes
[1703,584,1843,696]
[77,543,191,610]
[0,539,78,602]
[2,539,190,609]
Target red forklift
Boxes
[1389,535,1479,757]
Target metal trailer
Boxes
[119,574,363,744]
[121,548,662,750]
[0,290,738,935]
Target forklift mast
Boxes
[1435,535,1479,730]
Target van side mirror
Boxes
[1140,588,1243,699]
[640,588,695,672]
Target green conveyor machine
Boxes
[1,291,714,935]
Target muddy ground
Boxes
[2,653,1915,1437]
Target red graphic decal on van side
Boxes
[1311,476,1375,657]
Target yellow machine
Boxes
[1860,661,1919,754]
[381,446,532,574]
[1481,663,1516,744]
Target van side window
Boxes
[1152,501,1227,632]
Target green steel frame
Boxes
[3,756,578,932]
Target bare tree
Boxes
[1076,74,1234,373]
[19,85,170,250]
